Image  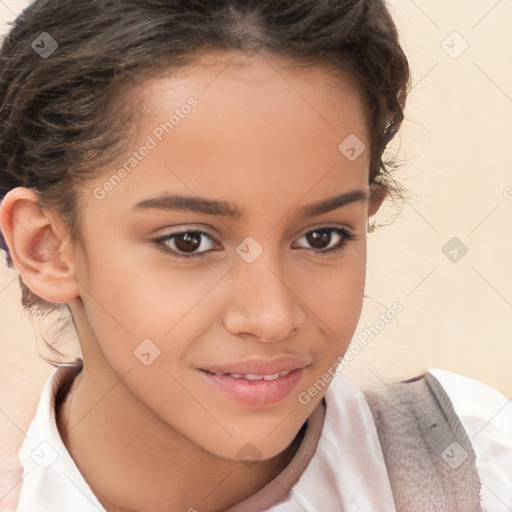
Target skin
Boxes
[0,50,383,511]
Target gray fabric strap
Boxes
[363,372,484,511]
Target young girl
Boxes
[0,0,510,511]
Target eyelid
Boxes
[296,221,356,236]
[150,224,219,238]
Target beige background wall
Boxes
[1,0,511,507]
[350,0,512,393]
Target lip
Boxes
[200,367,306,407]
[198,356,310,407]
[199,356,310,376]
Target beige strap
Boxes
[363,373,484,512]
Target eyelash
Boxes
[152,226,357,260]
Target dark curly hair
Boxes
[0,0,411,364]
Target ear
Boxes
[367,180,388,219]
[0,187,80,304]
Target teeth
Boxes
[205,369,293,380]
[244,374,265,381]
[262,373,280,381]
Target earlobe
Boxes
[0,187,80,304]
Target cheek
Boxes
[75,244,213,417]
[306,245,366,328]
[298,245,367,366]
[76,238,224,366]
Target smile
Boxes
[199,367,305,406]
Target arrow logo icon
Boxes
[236,236,263,263]
[441,442,468,468]
[442,237,468,263]
[30,441,59,469]
[441,31,469,59]
[31,32,58,59]
[134,339,161,366]
[338,134,365,161]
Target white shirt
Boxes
[16,366,512,511]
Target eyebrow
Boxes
[132,189,368,219]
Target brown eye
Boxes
[295,227,356,255]
[305,228,332,250]
[153,230,218,259]
[173,232,202,253]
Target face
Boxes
[72,50,372,461]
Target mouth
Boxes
[199,366,306,407]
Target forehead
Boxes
[133,50,368,137]
[90,50,370,215]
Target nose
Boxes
[223,250,306,343]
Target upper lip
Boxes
[199,356,310,375]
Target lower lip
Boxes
[200,368,305,407]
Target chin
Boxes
[198,419,306,465]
